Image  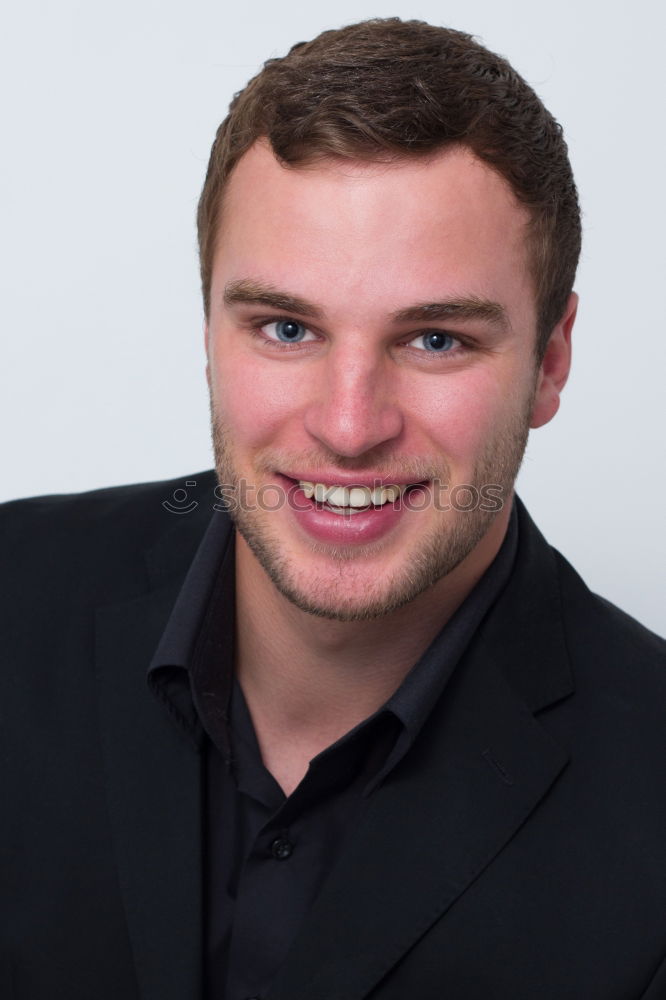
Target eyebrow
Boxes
[392,298,509,331]
[223,280,324,320]
[223,279,509,331]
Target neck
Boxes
[233,506,511,792]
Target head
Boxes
[200,19,580,621]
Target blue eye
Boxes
[413,331,456,352]
[256,319,317,347]
[271,319,309,342]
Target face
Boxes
[205,142,573,621]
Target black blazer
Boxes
[2,470,666,1000]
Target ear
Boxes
[530,292,578,429]
[204,319,211,388]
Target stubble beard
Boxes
[209,390,533,622]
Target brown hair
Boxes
[197,18,581,357]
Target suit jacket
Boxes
[2,469,666,1000]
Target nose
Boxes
[303,341,404,458]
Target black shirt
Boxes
[148,506,517,1000]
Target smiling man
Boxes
[2,18,666,1000]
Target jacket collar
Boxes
[481,496,574,713]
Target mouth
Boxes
[277,476,429,518]
[297,479,408,515]
[273,473,431,546]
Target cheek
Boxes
[210,351,302,449]
[406,370,508,463]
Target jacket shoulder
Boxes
[0,470,218,601]
[554,549,665,668]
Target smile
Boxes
[295,480,413,517]
[274,474,428,545]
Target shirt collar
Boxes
[149,510,233,671]
[148,510,234,745]
[384,502,518,739]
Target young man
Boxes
[2,19,665,1000]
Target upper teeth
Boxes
[298,481,405,507]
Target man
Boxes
[2,17,665,1000]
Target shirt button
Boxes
[271,836,293,860]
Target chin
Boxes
[235,508,491,622]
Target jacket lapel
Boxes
[94,515,212,1000]
[268,649,569,1000]
[268,501,574,1000]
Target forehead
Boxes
[213,141,535,327]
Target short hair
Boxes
[197,18,581,358]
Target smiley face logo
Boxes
[162,481,199,514]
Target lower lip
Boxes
[277,476,423,547]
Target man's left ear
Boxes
[530,292,578,429]
[204,319,211,389]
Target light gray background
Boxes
[1,0,664,634]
